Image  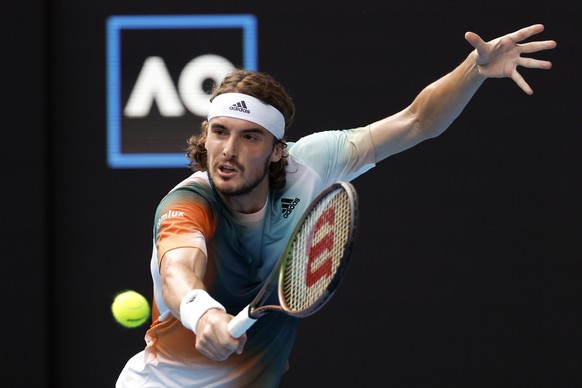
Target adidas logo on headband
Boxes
[229,101,250,114]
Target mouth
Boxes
[217,163,238,178]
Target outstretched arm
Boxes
[369,24,557,162]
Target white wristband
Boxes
[180,289,225,335]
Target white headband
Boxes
[207,93,285,140]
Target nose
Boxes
[223,136,238,159]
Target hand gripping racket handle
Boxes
[227,304,258,338]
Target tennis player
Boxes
[116,24,556,387]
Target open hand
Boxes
[465,24,557,94]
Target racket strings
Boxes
[281,188,353,312]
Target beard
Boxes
[208,156,272,197]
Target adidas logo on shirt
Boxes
[281,197,300,218]
[229,100,250,114]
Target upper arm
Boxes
[368,107,424,162]
[154,188,217,311]
[160,246,208,290]
[155,189,216,267]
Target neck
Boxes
[220,183,269,214]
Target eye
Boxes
[242,133,260,142]
[211,127,227,137]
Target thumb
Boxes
[464,31,483,50]
[236,334,247,355]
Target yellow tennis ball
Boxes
[111,290,150,328]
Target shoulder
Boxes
[288,126,372,157]
[167,172,214,201]
[158,172,218,216]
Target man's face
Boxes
[205,116,283,201]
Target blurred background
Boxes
[4,1,581,387]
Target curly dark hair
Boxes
[186,69,295,190]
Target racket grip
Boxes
[227,304,257,338]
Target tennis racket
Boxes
[227,181,358,338]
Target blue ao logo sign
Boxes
[106,14,258,168]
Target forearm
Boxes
[160,247,208,318]
[370,51,485,161]
[410,51,485,138]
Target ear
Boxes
[270,141,284,163]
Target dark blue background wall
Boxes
[3,1,580,387]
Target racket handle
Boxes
[227,304,257,338]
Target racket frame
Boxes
[276,181,358,318]
[227,181,358,337]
